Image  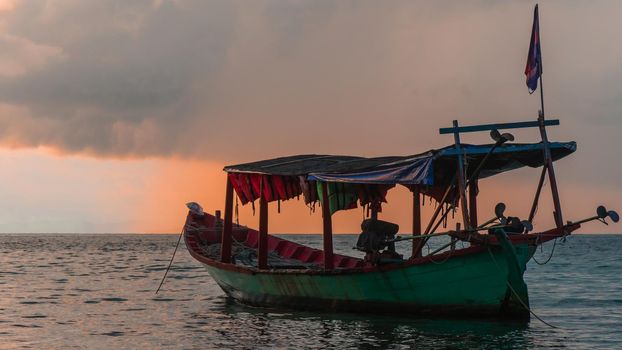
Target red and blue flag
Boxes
[525,4,541,94]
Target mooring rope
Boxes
[531,237,558,265]
[155,227,184,294]
[427,240,456,265]
[486,247,558,329]
[428,250,454,265]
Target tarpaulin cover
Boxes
[224,155,366,176]
[225,142,575,186]
[309,142,576,185]
[310,155,435,185]
[223,142,575,213]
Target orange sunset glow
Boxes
[0,1,620,233]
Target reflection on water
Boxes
[207,299,532,349]
[0,234,620,349]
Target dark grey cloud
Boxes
[0,0,621,170]
[0,0,240,156]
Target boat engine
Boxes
[481,202,533,234]
[504,216,526,234]
[356,219,402,263]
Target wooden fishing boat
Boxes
[183,118,618,319]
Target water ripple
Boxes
[0,233,620,349]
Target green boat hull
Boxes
[202,240,534,319]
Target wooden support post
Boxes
[412,187,422,258]
[320,182,334,270]
[468,179,478,227]
[423,177,455,234]
[371,204,379,220]
[220,177,234,263]
[452,120,471,229]
[451,223,460,252]
[419,180,456,256]
[528,166,547,222]
[537,115,563,227]
[258,180,269,270]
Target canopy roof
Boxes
[224,141,576,186]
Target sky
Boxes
[0,0,620,233]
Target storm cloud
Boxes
[0,0,621,166]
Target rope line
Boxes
[486,247,558,329]
[428,240,456,265]
[155,227,185,294]
[531,237,558,265]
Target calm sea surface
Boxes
[0,233,621,349]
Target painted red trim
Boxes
[184,212,578,277]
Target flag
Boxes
[525,4,541,94]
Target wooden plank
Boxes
[439,119,559,134]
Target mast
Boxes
[533,4,564,228]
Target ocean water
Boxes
[0,233,620,349]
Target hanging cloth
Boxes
[316,182,358,215]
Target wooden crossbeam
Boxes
[439,119,559,134]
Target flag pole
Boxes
[533,4,564,228]
[539,48,545,115]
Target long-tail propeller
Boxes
[596,205,619,225]
[490,129,515,144]
[495,202,506,223]
[608,209,620,223]
[521,220,534,232]
[477,202,533,233]
[389,201,535,244]
[467,131,515,186]
[571,205,620,226]
[477,202,506,229]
